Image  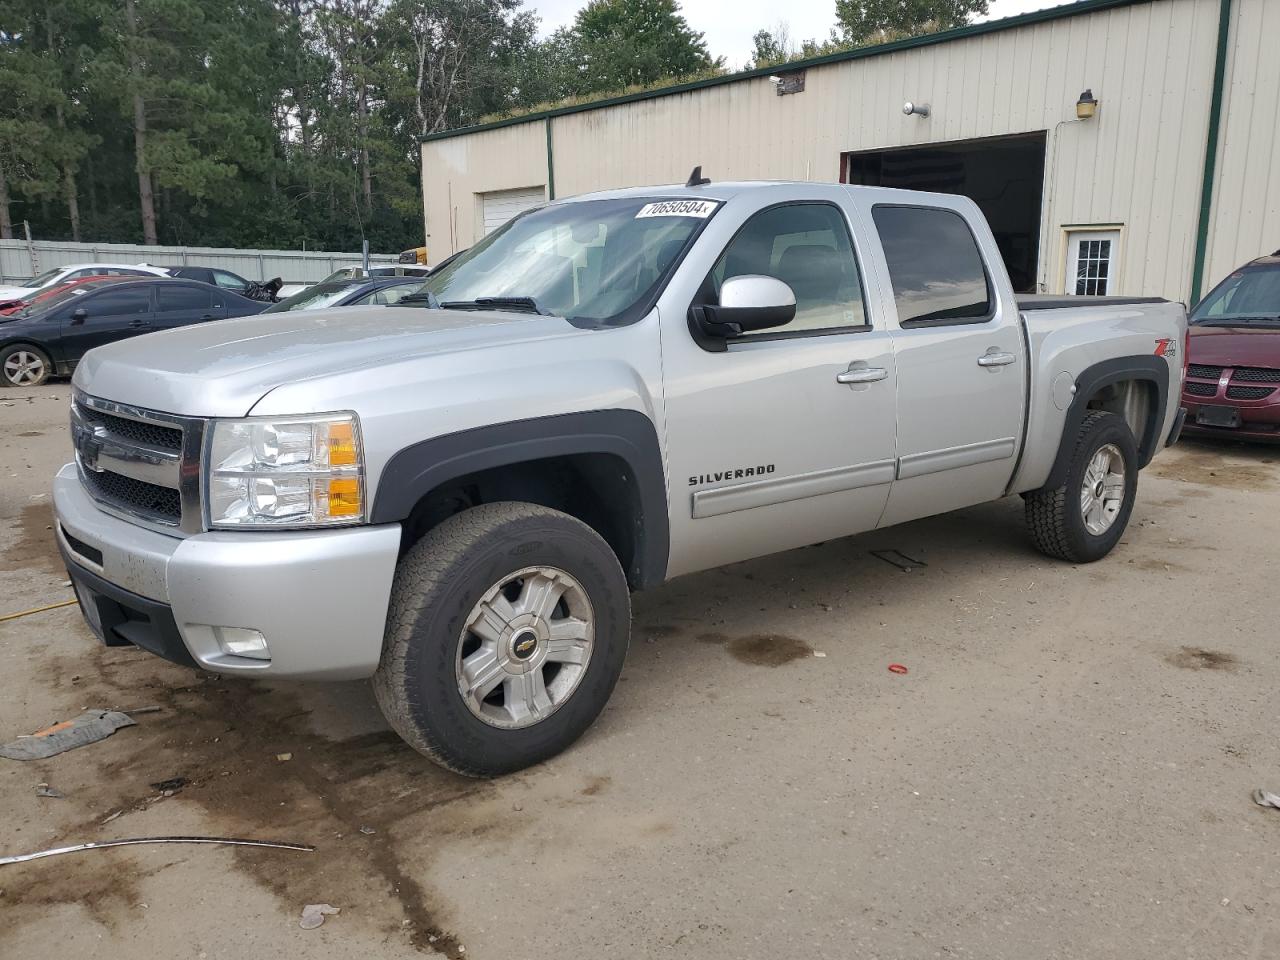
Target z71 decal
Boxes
[689,464,775,486]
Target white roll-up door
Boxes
[481,186,546,236]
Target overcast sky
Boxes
[530,0,1058,69]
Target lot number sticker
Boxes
[635,200,718,219]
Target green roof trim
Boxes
[422,0,1152,144]
[1189,0,1232,305]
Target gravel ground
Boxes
[2,383,1278,960]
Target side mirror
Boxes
[70,307,88,325]
[690,275,796,348]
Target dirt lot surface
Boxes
[3,384,1279,959]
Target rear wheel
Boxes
[1025,410,1138,563]
[1,344,52,387]
[373,502,630,777]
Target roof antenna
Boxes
[686,165,711,187]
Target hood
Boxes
[74,305,590,417]
[1188,323,1280,369]
[0,286,32,303]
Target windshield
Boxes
[12,280,118,318]
[408,197,717,322]
[22,267,64,289]
[263,282,358,313]
[1192,263,1280,323]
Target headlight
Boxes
[205,413,364,528]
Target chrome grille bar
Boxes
[72,391,206,535]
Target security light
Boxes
[1076,89,1098,120]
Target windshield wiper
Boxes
[394,290,441,308]
[1194,316,1280,326]
[438,296,552,316]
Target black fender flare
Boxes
[370,409,669,588]
[1043,355,1169,490]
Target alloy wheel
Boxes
[1079,442,1126,535]
[455,565,595,729]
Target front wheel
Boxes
[1024,410,1138,563]
[373,502,631,777]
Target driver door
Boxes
[56,285,156,365]
[659,196,899,578]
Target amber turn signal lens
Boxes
[327,421,358,466]
[325,477,361,516]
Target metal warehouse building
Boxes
[420,0,1278,304]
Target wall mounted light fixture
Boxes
[902,101,931,118]
[1076,89,1099,120]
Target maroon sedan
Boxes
[1182,250,1280,441]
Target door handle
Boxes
[128,318,149,328]
[977,351,1016,367]
[836,366,888,384]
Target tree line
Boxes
[0,0,985,253]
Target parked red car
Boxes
[0,275,129,316]
[1182,250,1280,441]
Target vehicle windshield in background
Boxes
[320,266,430,284]
[408,197,718,322]
[21,267,64,289]
[263,282,359,313]
[1192,262,1280,324]
[11,279,123,318]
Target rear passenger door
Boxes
[852,197,1027,526]
[154,282,221,330]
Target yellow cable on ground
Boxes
[0,598,78,623]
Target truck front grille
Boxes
[79,407,183,451]
[71,392,205,534]
[82,469,182,523]
[1184,381,1216,397]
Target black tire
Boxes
[0,343,52,387]
[1025,410,1139,563]
[372,502,631,777]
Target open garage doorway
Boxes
[843,132,1046,293]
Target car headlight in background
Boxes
[206,413,364,528]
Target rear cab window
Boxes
[872,205,992,326]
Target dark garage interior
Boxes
[843,132,1046,293]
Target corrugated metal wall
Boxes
[420,126,549,259]
[422,0,1276,303]
[1202,0,1280,291]
[0,239,398,285]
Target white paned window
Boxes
[1066,229,1121,296]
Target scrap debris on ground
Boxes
[0,709,136,760]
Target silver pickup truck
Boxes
[52,179,1187,775]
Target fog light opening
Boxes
[212,626,271,660]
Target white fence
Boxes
[0,238,401,285]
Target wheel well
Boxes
[1083,378,1157,460]
[399,453,646,588]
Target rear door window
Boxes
[872,205,992,326]
[213,270,248,291]
[157,284,214,312]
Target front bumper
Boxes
[1181,394,1280,442]
[53,463,402,680]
